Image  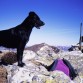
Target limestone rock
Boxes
[0,44,83,83]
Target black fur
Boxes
[0,11,45,67]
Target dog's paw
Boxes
[18,62,25,67]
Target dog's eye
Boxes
[34,15,40,20]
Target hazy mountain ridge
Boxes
[25,43,60,53]
[57,46,70,51]
[0,43,70,52]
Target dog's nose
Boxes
[42,22,45,25]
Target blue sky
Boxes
[0,0,83,46]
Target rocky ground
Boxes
[0,43,83,83]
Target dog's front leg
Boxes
[17,43,26,67]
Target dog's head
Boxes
[29,11,45,29]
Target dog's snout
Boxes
[42,21,45,25]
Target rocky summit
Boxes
[0,43,83,83]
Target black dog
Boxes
[0,11,45,67]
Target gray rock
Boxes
[1,44,83,83]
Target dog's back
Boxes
[0,28,20,48]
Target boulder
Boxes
[0,66,7,83]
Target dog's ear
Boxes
[29,11,35,17]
